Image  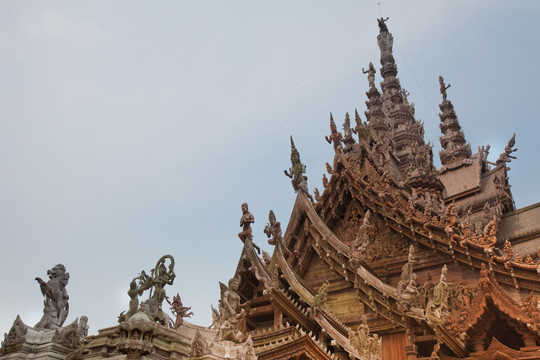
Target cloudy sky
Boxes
[1,1,539,336]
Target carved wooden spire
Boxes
[438,76,471,167]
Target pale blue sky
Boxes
[1,1,539,336]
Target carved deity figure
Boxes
[119,255,176,327]
[170,293,193,329]
[325,114,343,152]
[377,17,389,33]
[362,62,377,89]
[397,246,418,312]
[348,318,382,360]
[426,265,450,325]
[238,202,254,242]
[284,137,313,201]
[35,264,70,330]
[377,18,393,58]
[439,76,451,102]
[342,113,355,147]
[78,316,89,341]
[351,210,373,260]
[212,277,250,342]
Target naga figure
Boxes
[439,76,451,102]
[495,133,517,164]
[362,62,377,89]
[284,137,313,201]
[211,277,250,342]
[170,293,193,329]
[35,264,70,330]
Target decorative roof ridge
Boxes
[457,264,537,336]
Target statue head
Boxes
[228,277,240,290]
[241,203,248,213]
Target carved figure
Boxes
[377,17,389,33]
[35,264,70,330]
[52,319,81,349]
[350,210,373,260]
[426,265,450,325]
[189,330,213,358]
[264,210,292,259]
[495,133,517,164]
[343,113,355,147]
[119,255,176,327]
[78,316,89,341]
[212,277,250,342]
[170,293,193,329]
[362,62,376,89]
[238,203,254,242]
[439,76,451,102]
[238,335,257,360]
[397,246,418,312]
[348,318,381,360]
[284,137,313,201]
[238,203,260,253]
[314,281,329,308]
[2,315,28,347]
[325,113,343,152]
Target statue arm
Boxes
[325,135,331,144]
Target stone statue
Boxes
[325,113,343,152]
[212,277,250,342]
[284,136,313,201]
[439,76,451,102]
[362,62,376,89]
[35,264,70,330]
[170,293,193,329]
[119,255,176,327]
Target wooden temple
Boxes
[3,18,540,360]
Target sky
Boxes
[1,1,539,337]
